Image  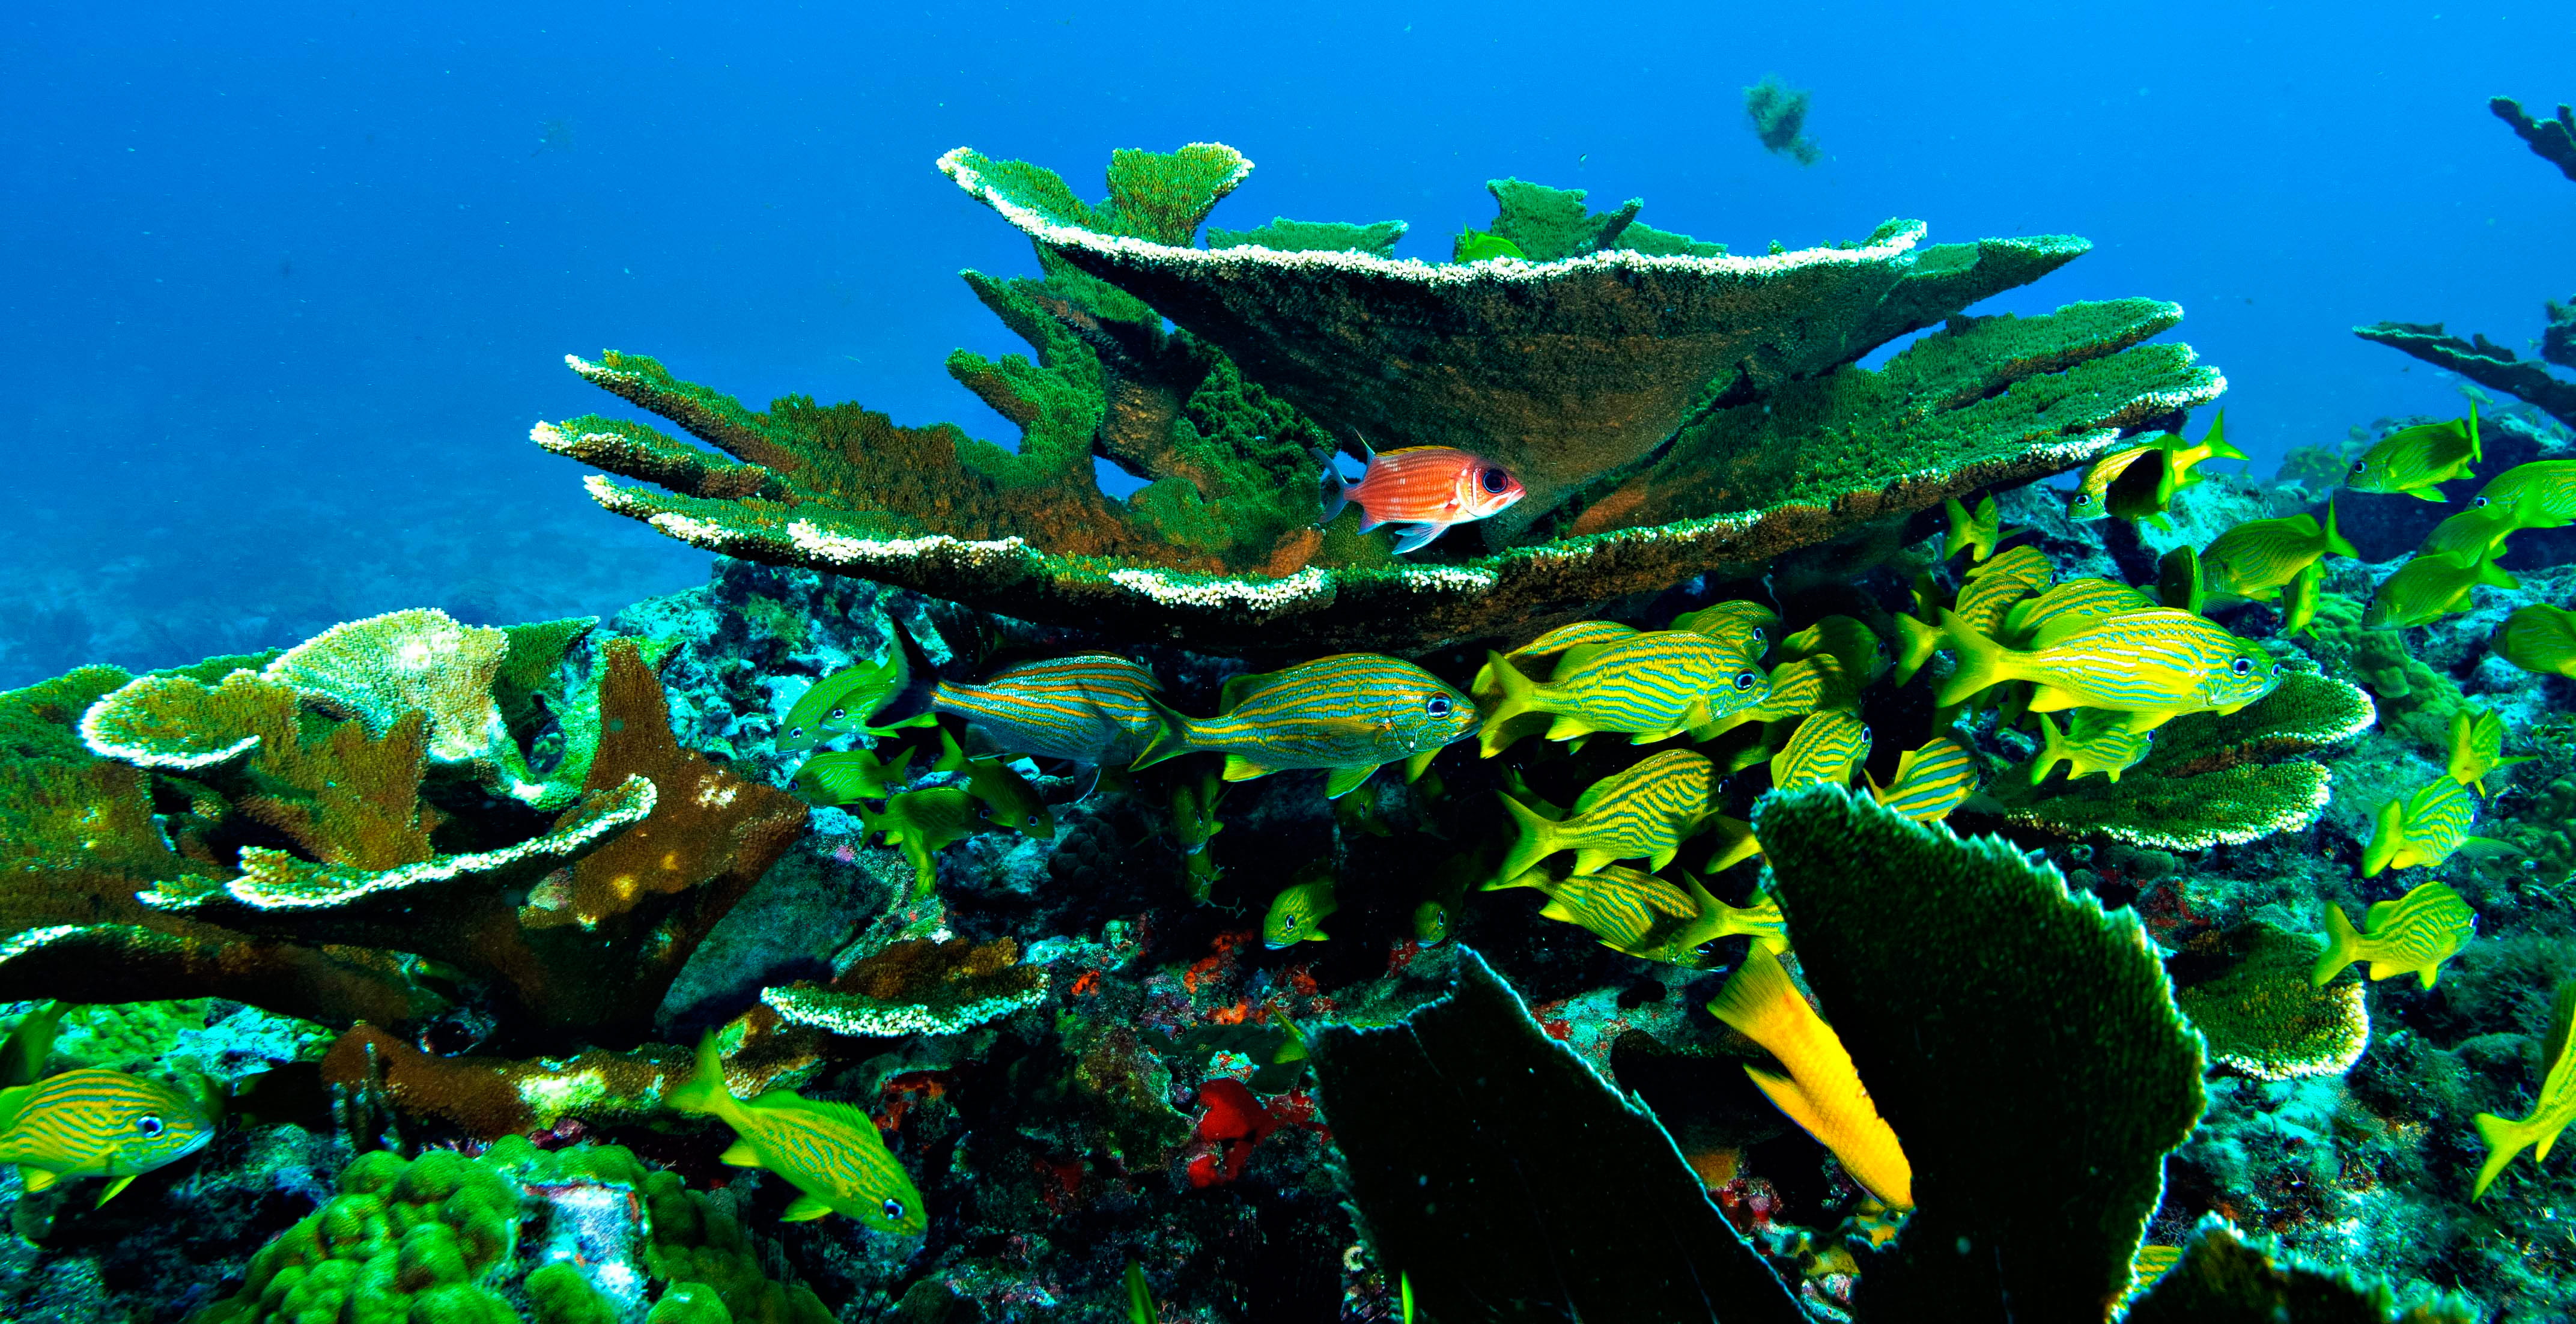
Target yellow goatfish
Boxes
[2311,880,2476,989]
[0,1068,213,1206]
[2472,978,2576,1200]
[1706,947,1913,1209]
[669,1032,926,1232]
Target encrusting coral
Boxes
[542,141,2220,655]
[760,936,1050,1038]
[2167,921,2372,1081]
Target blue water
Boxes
[5,1,2571,685]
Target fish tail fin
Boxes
[1494,792,1561,883]
[1129,697,1198,772]
[1943,497,1972,560]
[1932,609,2012,708]
[1478,651,1544,756]
[2031,712,2069,786]
[668,1030,737,1122]
[1317,451,1349,525]
[1892,613,1943,685]
[2311,903,2363,986]
[2476,546,2520,590]
[2360,798,2406,878]
[872,621,944,727]
[1,999,71,1090]
[2467,401,2482,464]
[2473,1111,2533,1201]
[2322,494,2359,559]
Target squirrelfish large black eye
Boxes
[2232,657,2254,676]
[1733,670,1759,691]
[1426,696,1452,716]
[135,1114,163,1137]
[882,1198,905,1221]
[1479,468,1512,494]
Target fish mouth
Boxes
[1263,940,1296,950]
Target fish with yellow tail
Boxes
[2363,547,2515,630]
[670,1031,925,1232]
[1669,600,1778,650]
[878,629,1166,768]
[1998,578,2161,649]
[776,651,937,754]
[2362,778,2493,878]
[2278,557,2325,639]
[2472,458,2576,531]
[1936,608,2284,732]
[1943,493,2020,564]
[0,1067,214,1207]
[1471,621,1642,702]
[2494,604,2576,680]
[854,787,982,899]
[2312,879,2476,989]
[792,746,916,806]
[1697,654,1864,743]
[2347,406,2480,499]
[2471,977,2576,1200]
[933,729,1054,838]
[1265,874,1339,949]
[1868,736,1978,822]
[2446,708,2533,794]
[2199,498,2359,602]
[2031,709,2155,785]
[1135,654,1478,800]
[1495,749,1716,878]
[1474,630,1767,756]
[2068,416,2246,525]
[1526,864,1787,965]
[1772,616,1886,687]
[1706,946,1913,1209]
[1769,709,1872,791]
[2417,497,2526,560]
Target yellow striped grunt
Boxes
[2494,604,2576,679]
[2347,407,2480,499]
[2312,879,2475,988]
[0,1068,213,1207]
[2162,413,2249,492]
[1472,621,1644,700]
[2068,418,2246,524]
[2446,708,2533,794]
[1136,654,1478,800]
[1891,611,1945,687]
[1936,608,2283,732]
[2030,709,2155,785]
[777,651,929,753]
[1770,708,1873,792]
[1695,655,1864,742]
[670,1032,925,1232]
[1772,616,1886,687]
[1999,578,2161,649]
[1495,749,1718,878]
[1707,947,1913,1209]
[2417,499,2524,560]
[1533,866,1787,965]
[2278,558,2325,639]
[2472,459,2576,530]
[1265,875,1339,949]
[1944,493,2020,564]
[854,787,983,899]
[1868,736,1978,822]
[933,730,1054,838]
[1670,600,1779,651]
[1476,630,1767,755]
[2199,498,2358,602]
[792,746,916,806]
[926,652,1167,767]
[2363,547,2516,629]
[2472,977,2576,1200]
[1962,544,2055,591]
[2362,779,2488,878]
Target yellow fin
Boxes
[95,1174,136,1208]
[1221,755,1279,782]
[720,1139,761,1167]
[21,1166,58,1192]
[781,1192,833,1221]
[2542,980,2576,1080]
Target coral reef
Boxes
[2492,96,2576,184]
[2169,921,2372,1080]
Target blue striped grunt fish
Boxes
[2312,879,2476,988]
[1868,736,1978,822]
[1477,630,1767,755]
[1770,709,1872,791]
[0,1068,213,1206]
[2447,708,2534,794]
[2472,459,2576,531]
[1471,621,1641,702]
[670,1032,925,1231]
[2348,407,2480,500]
[1669,600,1778,651]
[2069,443,2161,523]
[1944,493,2020,565]
[933,730,1054,837]
[1496,749,1718,878]
[882,630,1166,767]
[792,746,916,806]
[1999,578,2161,649]
[2471,977,2576,1200]
[1707,947,1913,1209]
[2030,710,2155,785]
[1936,609,2283,732]
[2494,604,2576,680]
[2364,547,2516,630]
[1136,655,1478,800]
[1265,874,1340,948]
[2200,498,2358,602]
[2362,778,2489,878]
[1692,654,1865,744]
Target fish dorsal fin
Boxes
[781,1192,834,1222]
[1218,672,1275,712]
[720,1139,762,1167]
[1221,755,1280,783]
[2362,896,2400,934]
[2545,979,2576,1082]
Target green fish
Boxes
[2417,499,2523,560]
[1136,654,1479,800]
[1891,611,1944,687]
[2161,414,2249,491]
[669,1031,925,1232]
[1937,609,2283,732]
[777,651,928,753]
[2277,558,2325,639]
[2030,709,2155,785]
[2068,419,2246,524]
[2447,707,2534,795]
[1412,898,1451,946]
[1265,875,1339,949]
[2068,443,2161,523]
[1453,229,1527,263]
[2472,977,2576,1200]
[1772,616,1885,687]
[934,730,1054,838]
[2472,459,2576,531]
[1668,601,1778,652]
[2199,498,2358,602]
[0,1067,214,1206]
[889,643,1169,768]
[2347,406,2481,500]
[2362,779,2486,878]
[1477,630,1767,756]
[854,786,983,899]
[791,747,916,806]
[1944,493,2021,564]
[2363,547,2515,629]
[1770,708,1872,791]
[1999,578,2161,649]
[1868,736,1978,822]
[1495,749,1717,878]
[1954,554,2049,640]
[2312,879,2476,988]
[2494,604,2576,680]
[1171,771,1227,904]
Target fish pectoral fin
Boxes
[1388,523,1451,555]
[720,1140,763,1168]
[781,1192,834,1222]
[1572,848,1620,873]
[2408,487,2449,502]
[95,1174,136,1208]
[1221,755,1281,782]
[1404,749,1439,782]
[1323,764,1381,800]
[20,1165,58,1192]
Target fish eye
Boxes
[1025,813,1043,827]
[828,706,846,719]
[1858,726,1873,745]
[1733,671,1759,691]
[2271,662,2287,676]
[1426,696,1452,716]
[2473,496,2490,508]
[788,726,804,739]
[1480,467,1512,494]
[2231,657,2254,676]
[135,1114,163,1137]
[2352,461,2369,475]
[881,1197,905,1221]
[1748,627,1765,645]
[1282,916,1298,931]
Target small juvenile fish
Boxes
[2363,547,2515,629]
[2030,710,2155,785]
[1772,616,1886,687]
[1706,947,1913,1209]
[1495,749,1717,878]
[1265,875,1339,949]
[934,730,1054,838]
[2446,707,2533,794]
[1411,899,1451,946]
[2277,558,2325,639]
[1999,578,2161,649]
[854,786,983,898]
[1477,630,1767,755]
[1944,493,2020,565]
[670,1031,925,1231]
[2494,604,2576,680]
[777,651,930,753]
[2471,978,2576,1200]
[2347,407,2481,500]
[1770,709,1873,791]
[1868,736,1978,822]
[1936,609,2283,732]
[2471,459,2576,530]
[0,1068,213,1207]
[792,747,916,806]
[2311,879,2476,988]
[2199,499,2359,602]
[1319,442,1526,554]
[2362,779,2486,878]
[1138,655,1478,800]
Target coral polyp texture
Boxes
[542,141,2220,655]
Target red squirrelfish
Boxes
[1320,442,1525,554]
